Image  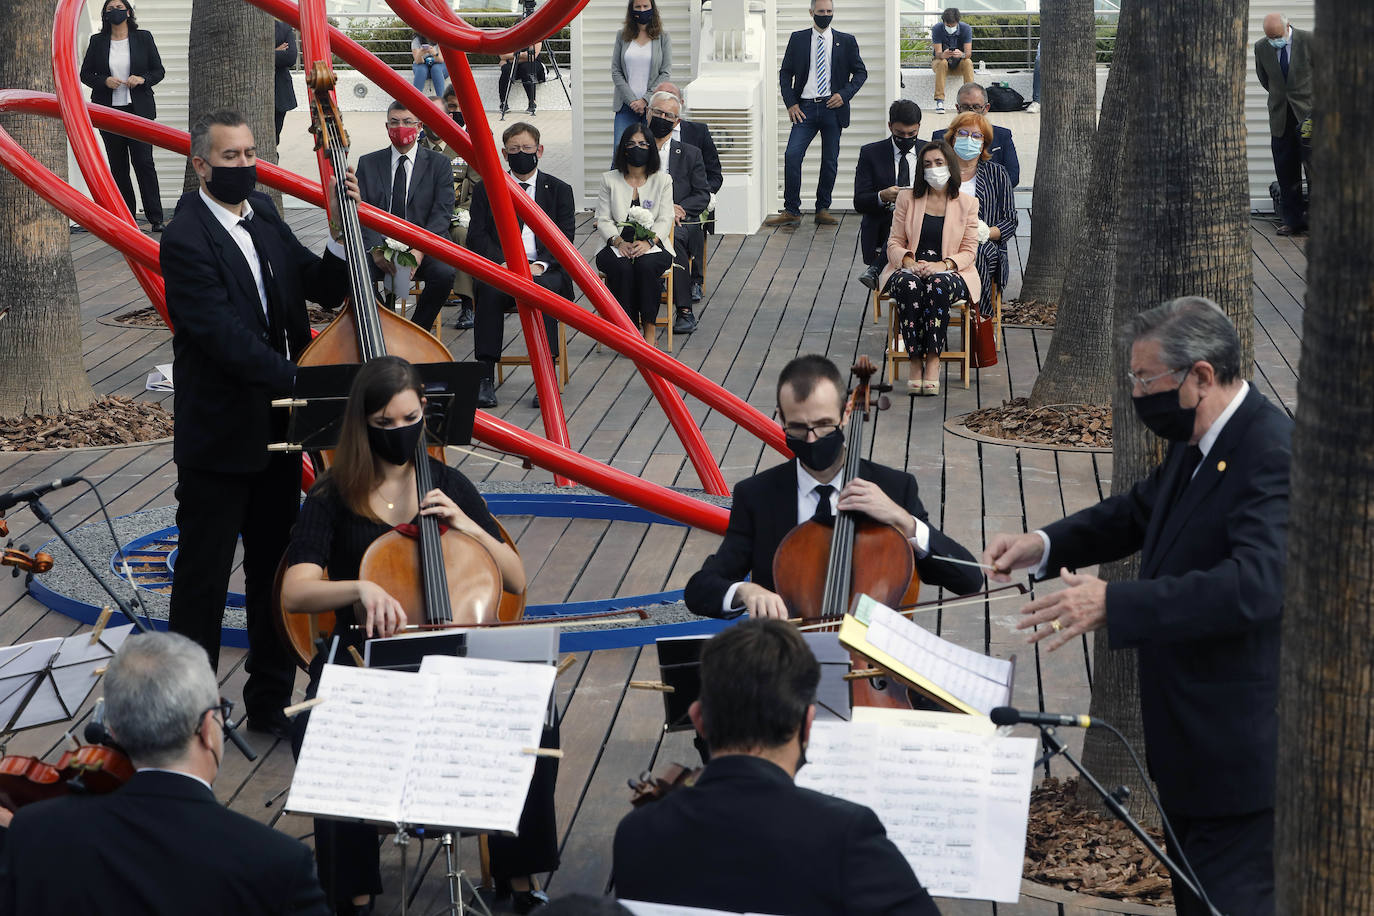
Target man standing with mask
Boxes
[984,297,1291,916]
[853,100,922,291]
[763,0,867,229]
[645,90,711,334]
[684,354,982,619]
[466,122,576,409]
[160,110,351,739]
[1255,13,1312,235]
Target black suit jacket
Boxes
[779,28,867,130]
[853,137,905,264]
[275,21,298,114]
[0,770,328,915]
[661,139,711,220]
[1042,387,1291,817]
[614,755,938,915]
[678,119,723,194]
[161,190,344,474]
[685,458,984,617]
[466,170,576,300]
[356,144,455,252]
[79,30,165,120]
[932,124,1020,187]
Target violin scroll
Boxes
[1,547,53,576]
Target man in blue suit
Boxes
[763,0,866,228]
[932,82,1020,187]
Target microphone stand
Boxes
[24,496,152,633]
[1035,726,1224,916]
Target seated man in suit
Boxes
[654,81,723,304]
[685,354,983,619]
[932,82,1020,186]
[854,99,923,291]
[613,619,940,915]
[645,90,711,335]
[466,122,576,409]
[358,100,457,333]
[0,632,329,915]
[984,297,1292,916]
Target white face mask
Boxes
[945,21,958,32]
[924,166,950,189]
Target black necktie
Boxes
[1165,445,1204,513]
[391,155,409,218]
[1279,43,1289,78]
[519,181,531,193]
[897,150,910,188]
[238,218,286,354]
[812,484,836,524]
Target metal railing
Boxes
[899,5,1119,69]
[316,10,572,71]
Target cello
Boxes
[274,63,520,666]
[771,357,921,709]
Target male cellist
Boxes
[684,354,983,619]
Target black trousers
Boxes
[594,245,673,326]
[1164,806,1274,916]
[1271,108,1310,230]
[474,267,564,370]
[500,59,540,108]
[102,104,163,223]
[691,217,712,286]
[371,255,456,333]
[672,222,704,312]
[168,456,299,715]
[274,108,288,145]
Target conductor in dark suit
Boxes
[984,297,1292,916]
[357,101,457,333]
[0,632,329,915]
[854,100,923,291]
[466,122,576,409]
[613,619,939,915]
[930,83,1020,187]
[161,110,349,738]
[685,355,983,619]
[646,90,711,334]
[274,20,298,144]
[763,0,867,228]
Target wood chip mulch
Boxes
[113,304,340,327]
[1025,777,1173,906]
[0,396,173,451]
[962,397,1112,449]
[1003,297,1058,326]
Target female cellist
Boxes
[282,356,556,915]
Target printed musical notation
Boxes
[796,720,1036,903]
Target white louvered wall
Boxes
[1243,1,1313,211]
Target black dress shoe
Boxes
[245,709,292,740]
[453,304,474,329]
[691,281,703,302]
[509,889,549,914]
[149,221,164,233]
[858,262,881,291]
[476,377,497,409]
[673,309,697,334]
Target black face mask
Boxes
[506,150,538,175]
[1131,386,1197,443]
[624,146,651,167]
[367,419,425,467]
[104,7,129,25]
[632,9,654,25]
[449,110,465,128]
[786,428,845,473]
[203,164,257,206]
[892,135,917,153]
[813,13,833,30]
[648,116,675,139]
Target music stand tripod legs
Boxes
[399,828,493,916]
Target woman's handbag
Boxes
[969,305,998,368]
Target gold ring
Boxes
[1050,619,1062,633]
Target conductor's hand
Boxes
[1016,569,1107,651]
[420,488,484,540]
[788,104,805,124]
[357,580,407,638]
[982,532,1044,582]
[837,479,915,537]
[736,583,789,620]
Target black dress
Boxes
[884,212,971,358]
[594,187,675,327]
[286,458,560,905]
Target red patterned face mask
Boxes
[388,125,419,148]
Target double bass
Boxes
[274,63,521,667]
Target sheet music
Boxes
[796,720,1036,903]
[620,902,782,916]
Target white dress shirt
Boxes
[1031,381,1251,579]
[722,462,932,613]
[199,189,268,320]
[510,169,548,271]
[800,26,835,100]
[109,38,132,107]
[137,767,214,793]
[389,144,416,213]
[656,136,672,178]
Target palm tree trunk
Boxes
[0,0,96,417]
[1275,1,1374,911]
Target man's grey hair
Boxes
[189,109,249,163]
[387,99,412,116]
[1119,296,1243,385]
[648,90,681,115]
[105,632,220,767]
[956,82,987,104]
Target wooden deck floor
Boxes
[0,207,1306,914]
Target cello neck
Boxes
[818,408,865,619]
[412,428,454,626]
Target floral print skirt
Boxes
[885,269,971,358]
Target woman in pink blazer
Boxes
[881,141,980,395]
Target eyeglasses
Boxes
[195,697,234,735]
[624,140,651,149]
[647,107,678,120]
[956,103,988,113]
[1124,366,1189,392]
[386,119,421,128]
[783,421,841,441]
[505,144,538,154]
[954,128,985,140]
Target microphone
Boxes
[84,697,111,745]
[0,477,82,513]
[990,706,1093,729]
[219,710,259,762]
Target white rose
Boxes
[453,208,471,228]
[975,220,991,244]
[626,205,655,230]
[384,237,409,252]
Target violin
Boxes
[1,546,54,577]
[771,357,921,709]
[0,701,133,811]
[628,762,704,807]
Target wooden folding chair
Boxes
[885,297,972,389]
[496,319,570,389]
